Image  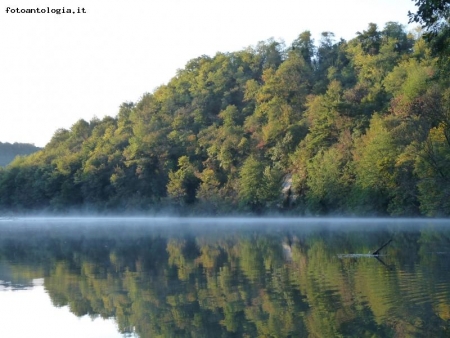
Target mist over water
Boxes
[3,215,450,227]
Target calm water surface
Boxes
[0,217,449,337]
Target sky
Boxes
[0,0,418,147]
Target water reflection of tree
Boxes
[0,225,449,337]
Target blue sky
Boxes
[0,0,417,147]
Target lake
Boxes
[0,217,449,337]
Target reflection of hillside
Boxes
[0,260,45,290]
[0,223,449,337]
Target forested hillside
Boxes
[0,142,41,167]
[0,19,449,215]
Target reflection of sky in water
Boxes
[0,279,127,338]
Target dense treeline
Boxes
[1,21,449,215]
[0,142,41,167]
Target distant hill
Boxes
[0,142,41,167]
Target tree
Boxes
[381,22,414,54]
[238,156,282,212]
[352,115,399,214]
[167,156,200,205]
[415,123,450,216]
[238,156,265,212]
[306,147,351,213]
[356,23,382,55]
[291,31,315,66]
[409,0,450,68]
[408,0,450,35]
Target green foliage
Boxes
[306,147,351,213]
[408,0,449,35]
[167,156,201,205]
[1,18,450,216]
[352,115,399,214]
[291,30,315,68]
[384,54,436,102]
[415,123,450,215]
[238,156,282,212]
[238,156,265,211]
[409,0,450,73]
